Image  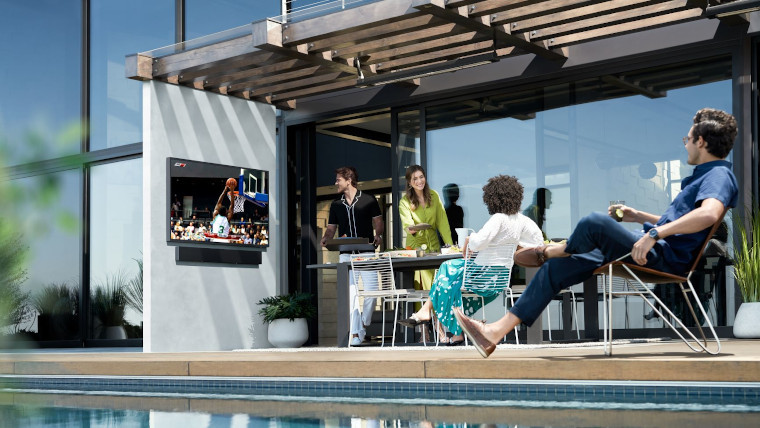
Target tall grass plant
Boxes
[734,204,760,303]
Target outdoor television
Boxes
[167,157,269,251]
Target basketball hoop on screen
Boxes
[228,190,247,214]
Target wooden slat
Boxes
[214,59,307,90]
[529,0,698,42]
[415,1,567,60]
[331,22,460,59]
[464,0,539,15]
[225,65,322,92]
[282,0,436,45]
[483,0,607,21]
[375,40,496,71]
[258,78,358,104]
[253,17,359,75]
[152,35,255,77]
[546,7,703,48]
[247,71,350,98]
[304,14,447,53]
[364,31,489,65]
[175,51,277,83]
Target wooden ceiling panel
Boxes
[128,0,716,106]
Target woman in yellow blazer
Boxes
[399,165,453,290]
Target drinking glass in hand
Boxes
[610,200,625,222]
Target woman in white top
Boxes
[398,175,543,344]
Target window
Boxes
[89,0,174,150]
[186,0,282,40]
[7,170,83,341]
[89,158,143,340]
[0,1,82,166]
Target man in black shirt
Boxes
[321,166,384,346]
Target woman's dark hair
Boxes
[692,108,737,159]
[482,175,523,215]
[404,165,431,210]
[335,166,358,187]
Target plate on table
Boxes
[405,223,432,232]
[388,249,418,258]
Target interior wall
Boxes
[143,80,277,352]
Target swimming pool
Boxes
[2,375,760,427]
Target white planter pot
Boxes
[104,326,127,340]
[267,318,309,348]
[733,302,760,338]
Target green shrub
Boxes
[257,292,316,323]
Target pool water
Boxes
[2,391,760,428]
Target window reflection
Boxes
[185,0,282,40]
[4,170,82,343]
[89,1,174,150]
[0,1,81,166]
[90,158,143,340]
[425,57,732,327]
[426,57,732,238]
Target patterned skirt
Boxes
[429,259,503,336]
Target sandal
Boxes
[398,313,430,328]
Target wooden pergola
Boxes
[126,0,748,110]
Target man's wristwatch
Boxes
[648,228,660,240]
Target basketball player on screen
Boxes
[211,179,236,238]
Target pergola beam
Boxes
[253,19,359,75]
[126,0,715,105]
[414,1,567,61]
[601,75,666,98]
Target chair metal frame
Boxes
[594,209,727,356]
[461,242,520,344]
[349,252,426,347]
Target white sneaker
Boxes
[350,336,361,346]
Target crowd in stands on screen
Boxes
[170,216,269,245]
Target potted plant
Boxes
[257,292,316,348]
[91,273,128,339]
[733,203,760,338]
[33,282,79,340]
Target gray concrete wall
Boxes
[142,81,277,352]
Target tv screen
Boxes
[167,157,269,249]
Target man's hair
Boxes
[335,166,358,187]
[482,175,523,215]
[692,108,737,159]
[219,206,227,216]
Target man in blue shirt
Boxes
[454,108,739,358]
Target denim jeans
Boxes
[509,212,671,326]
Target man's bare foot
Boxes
[545,243,569,259]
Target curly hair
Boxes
[482,175,523,215]
[692,108,737,159]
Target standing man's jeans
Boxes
[340,253,379,340]
[510,212,671,326]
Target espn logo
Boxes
[174,162,186,167]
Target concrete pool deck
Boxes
[2,339,760,383]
